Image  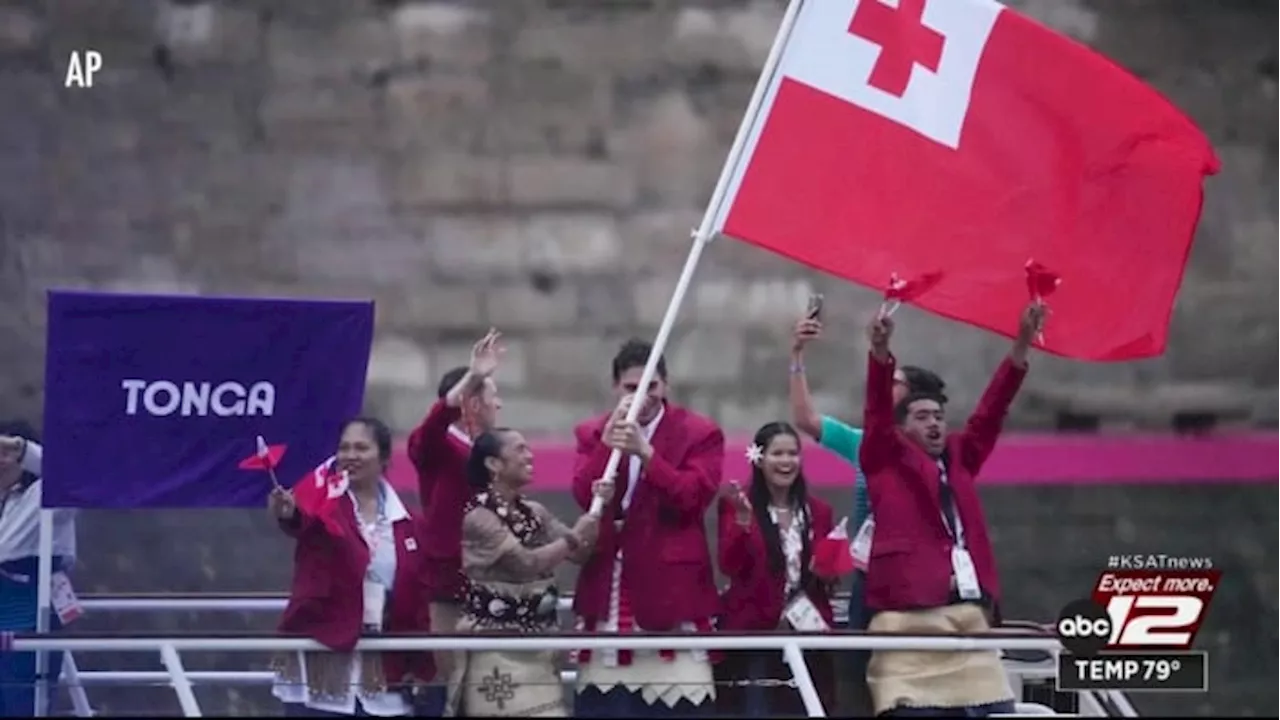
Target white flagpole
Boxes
[590,0,807,516]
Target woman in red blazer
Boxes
[715,421,839,717]
[267,416,433,718]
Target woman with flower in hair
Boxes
[715,421,840,717]
[447,427,612,717]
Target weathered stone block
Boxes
[523,213,625,274]
[693,276,814,328]
[669,329,745,384]
[667,4,781,72]
[484,62,612,155]
[0,6,44,54]
[258,82,380,148]
[374,283,486,334]
[47,0,161,64]
[367,383,434,433]
[383,75,492,151]
[391,2,491,69]
[487,284,579,330]
[528,335,623,391]
[618,210,704,273]
[427,216,529,278]
[367,336,432,389]
[611,91,720,206]
[499,395,600,436]
[390,152,506,208]
[509,12,671,75]
[630,275,680,328]
[99,255,203,295]
[267,16,393,83]
[428,213,623,278]
[576,275,637,329]
[153,2,264,65]
[505,156,638,209]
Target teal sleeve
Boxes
[818,416,871,528]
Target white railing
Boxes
[32,631,1065,718]
[48,594,1132,718]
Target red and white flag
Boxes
[713,0,1219,361]
[291,456,350,536]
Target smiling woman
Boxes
[447,428,612,717]
[715,421,840,717]
[268,416,434,718]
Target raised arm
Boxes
[717,493,766,580]
[789,317,824,440]
[407,330,503,491]
[405,399,462,476]
[958,303,1041,473]
[859,315,903,474]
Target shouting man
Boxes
[857,302,1044,718]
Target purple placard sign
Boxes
[41,291,374,509]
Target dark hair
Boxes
[0,420,39,443]
[900,365,947,398]
[611,338,667,383]
[341,416,393,461]
[467,428,514,491]
[748,422,814,583]
[437,366,469,400]
[894,391,948,424]
[0,419,40,485]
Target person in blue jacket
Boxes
[787,313,946,715]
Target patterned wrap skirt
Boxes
[447,578,566,718]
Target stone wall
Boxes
[0,0,1274,436]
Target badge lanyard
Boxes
[938,457,981,601]
[936,458,965,549]
[357,487,390,630]
[358,489,389,579]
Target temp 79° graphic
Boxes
[1054,566,1219,692]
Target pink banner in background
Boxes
[386,431,1278,495]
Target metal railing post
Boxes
[159,643,203,717]
[59,651,96,716]
[783,642,826,717]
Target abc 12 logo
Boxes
[1056,595,1207,657]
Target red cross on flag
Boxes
[711,0,1219,361]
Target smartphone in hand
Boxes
[806,293,824,321]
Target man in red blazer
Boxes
[857,302,1044,718]
[571,339,724,718]
[405,330,503,706]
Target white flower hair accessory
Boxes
[744,443,764,466]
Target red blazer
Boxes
[718,496,837,631]
[571,402,724,630]
[406,399,471,601]
[277,492,434,685]
[858,351,1027,616]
